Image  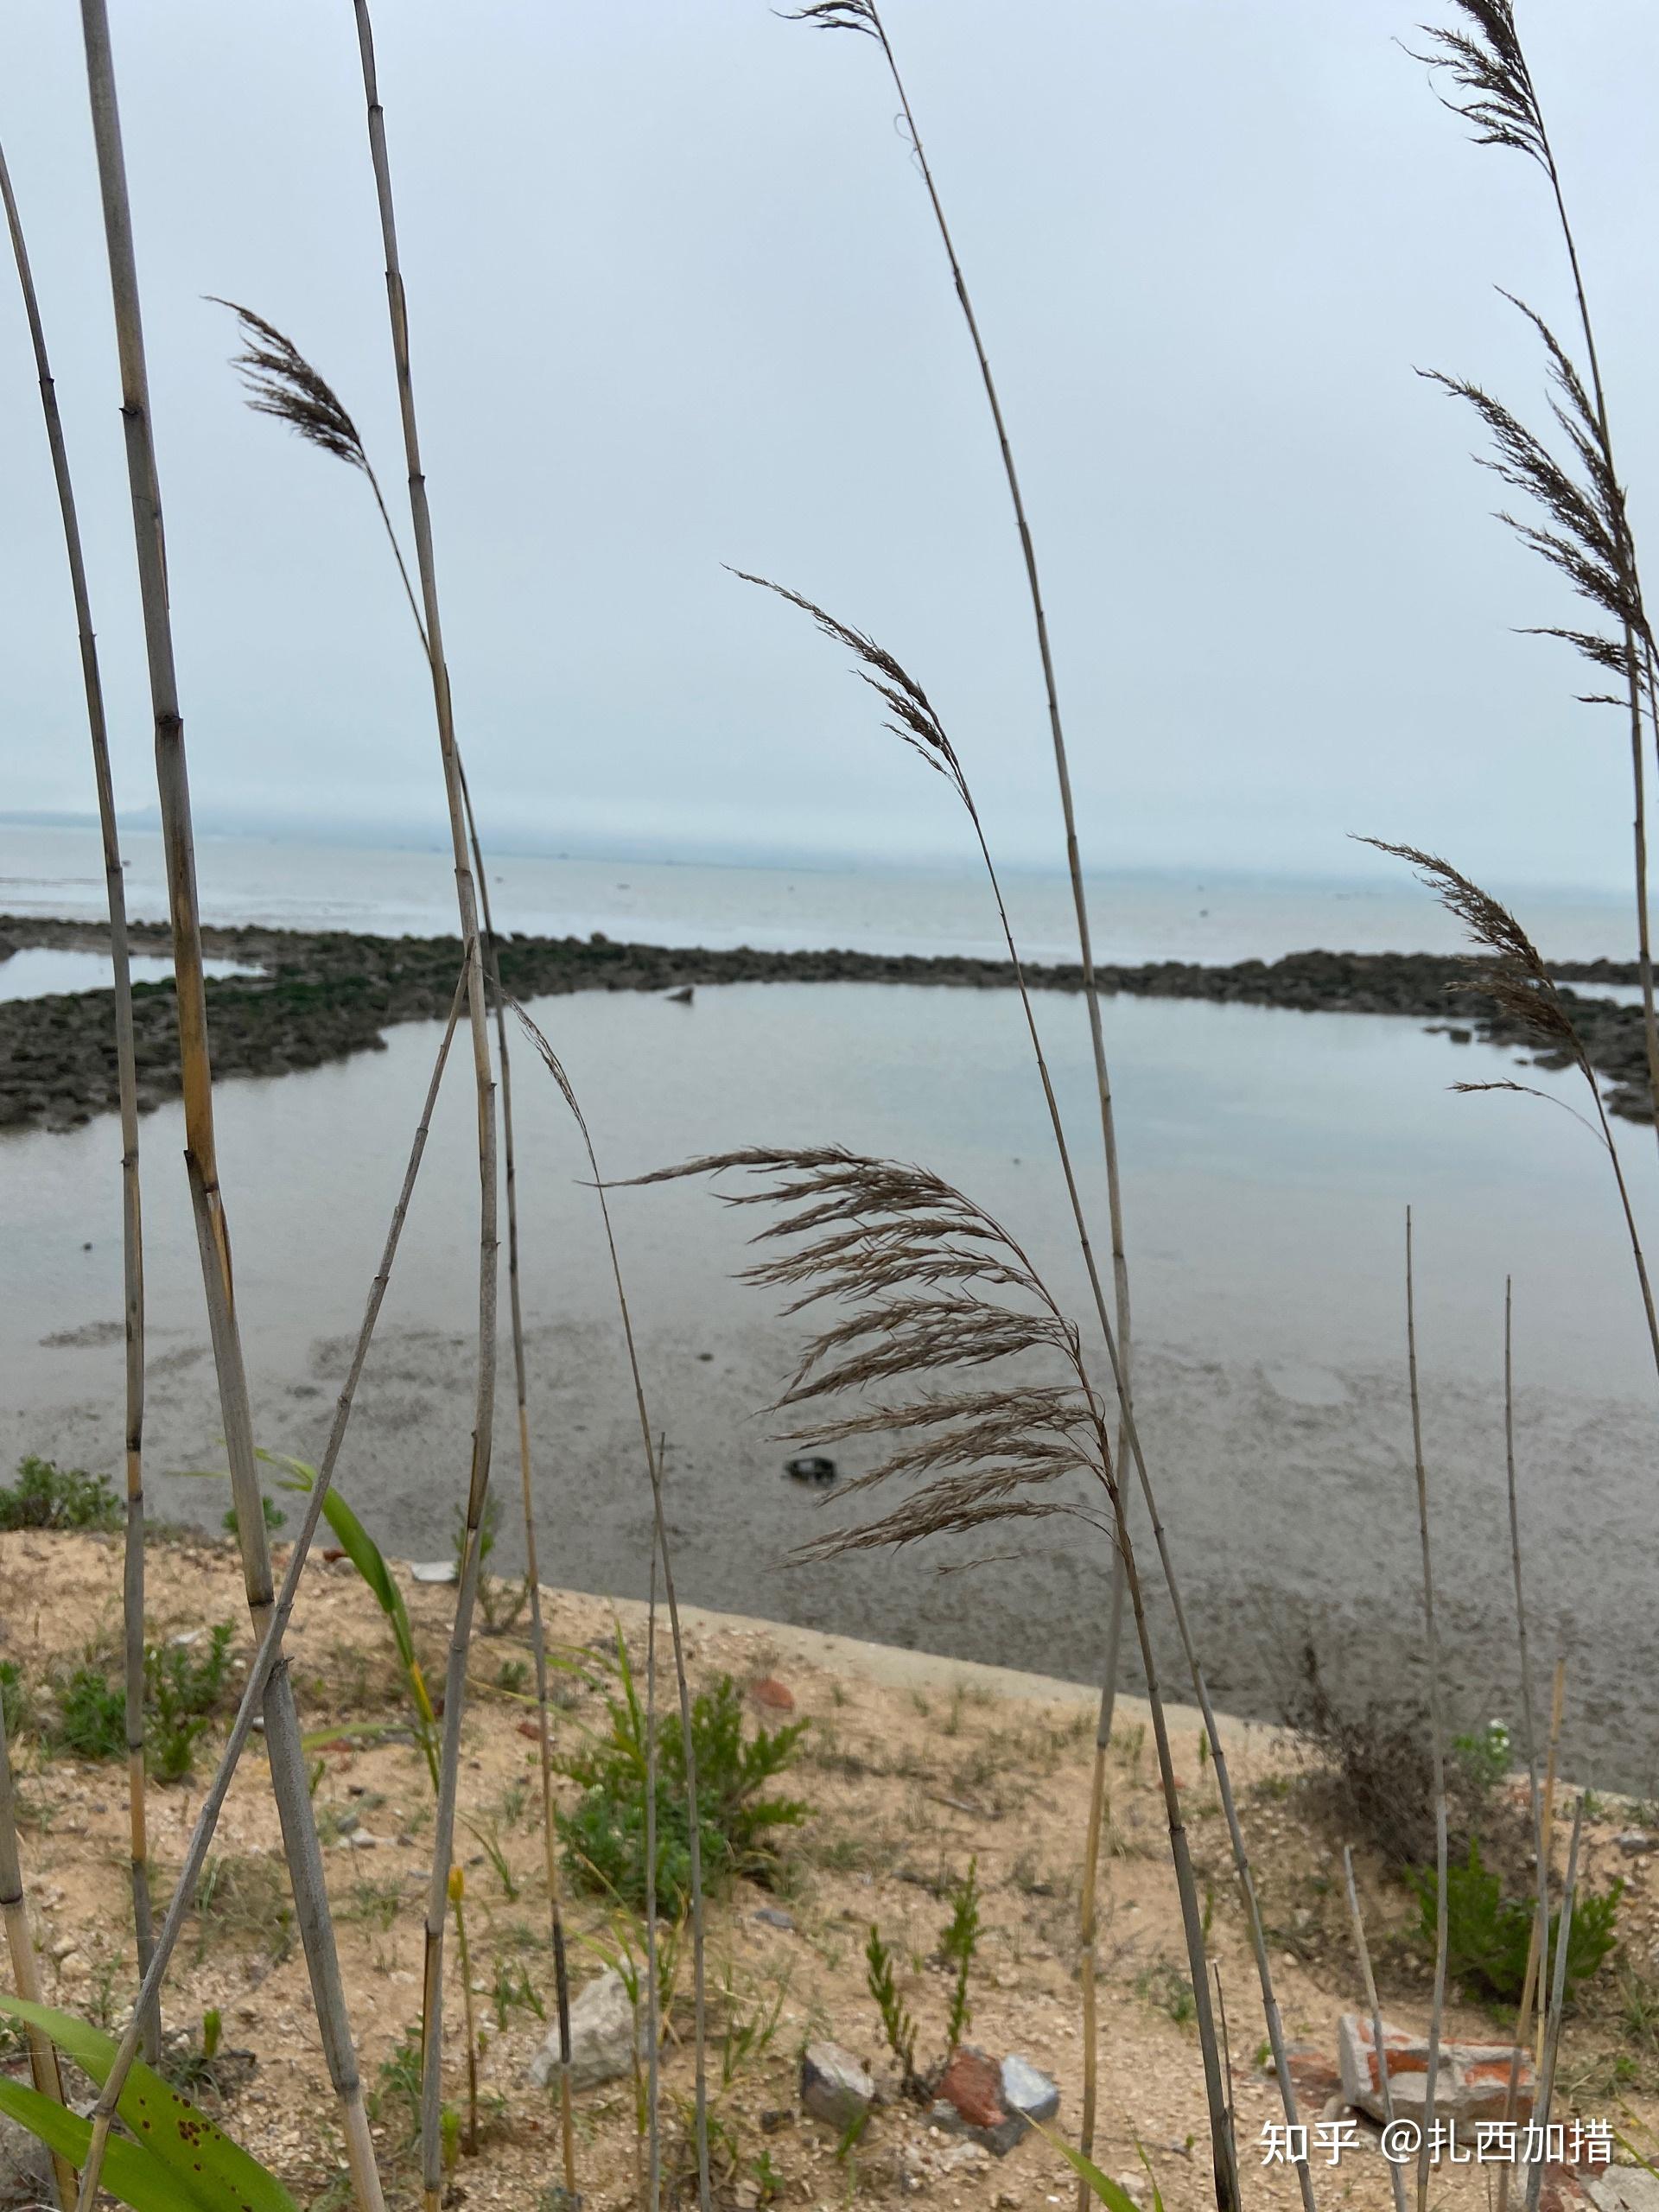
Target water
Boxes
[0,820,1637,966]
[0,947,254,1001]
[3,955,1657,1786]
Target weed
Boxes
[1452,1719,1512,1795]
[491,1958,543,2031]
[454,1494,530,1637]
[222,1494,285,1539]
[145,1622,234,1782]
[464,1815,519,1900]
[344,1877,403,1932]
[1408,1840,1622,2005]
[556,1636,808,1913]
[496,1658,530,1698]
[187,1853,294,1967]
[865,1924,918,2086]
[1138,1961,1198,2028]
[55,1663,124,1760]
[0,1455,119,1533]
[941,1858,980,2053]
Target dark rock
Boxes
[800,2042,874,2132]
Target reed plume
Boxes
[1413,1,1659,1149]
[1361,837,1659,1379]
[74,8,384,2203]
[736,579,1313,2212]
[346,13,502,2202]
[622,1142,1240,2211]
[0,137,157,2065]
[214,289,578,2189]
[779,26,1140,2175]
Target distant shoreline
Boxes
[1,910,1649,1133]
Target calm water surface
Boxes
[3,974,1656,1786]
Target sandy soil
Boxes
[1,1531,1656,2210]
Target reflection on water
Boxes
[0,948,256,1001]
[2,981,1656,1783]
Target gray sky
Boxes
[1,1,1656,887]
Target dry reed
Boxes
[735,580,1312,2211]
[69,971,467,2197]
[779,30,1139,2167]
[1404,1212,1448,2212]
[0,1681,75,2208]
[1362,839,1659,1382]
[1414,1,1659,1154]
[74,7,383,2202]
[0,135,157,2065]
[346,13,502,2202]
[508,1000,712,2211]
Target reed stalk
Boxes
[345,14,502,2203]
[1416,4,1659,1142]
[0,1680,75,2209]
[1497,1279,1550,2212]
[1404,1213,1448,2212]
[509,1001,710,2212]
[645,1548,663,2212]
[456,771,576,2190]
[72,972,465,2206]
[788,23,1136,2171]
[0,137,157,2066]
[741,580,1309,2212]
[1534,1656,1566,2074]
[1342,1847,1407,2212]
[1524,1801,1585,2212]
[74,10,383,2203]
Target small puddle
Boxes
[0,948,257,1001]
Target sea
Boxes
[3,821,1656,1786]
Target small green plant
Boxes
[496,1657,530,1697]
[865,1924,918,2086]
[55,1663,125,1761]
[464,1815,519,1901]
[145,1622,235,1782]
[1452,1718,1512,1794]
[1137,1961,1198,2027]
[491,1958,544,2031]
[0,1456,120,1533]
[556,1630,809,1913]
[941,1858,980,2054]
[223,1493,286,1539]
[750,2147,784,2205]
[454,1493,531,1635]
[370,2026,424,2141]
[1410,1840,1623,2005]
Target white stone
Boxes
[525,1967,652,2093]
[800,2041,874,2131]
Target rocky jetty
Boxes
[0,912,1648,1132]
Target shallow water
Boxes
[0,947,253,1001]
[3,977,1656,1787]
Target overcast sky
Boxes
[0,2,1655,887]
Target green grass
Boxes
[0,1456,119,1534]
